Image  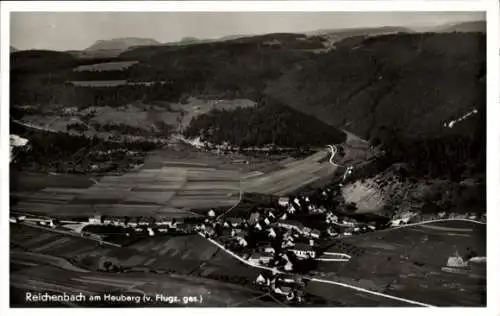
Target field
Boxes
[314,220,486,306]
[241,149,338,196]
[10,223,435,307]
[73,61,138,72]
[11,139,342,219]
[11,265,278,307]
[16,97,256,136]
[9,223,280,307]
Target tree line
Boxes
[183,98,346,148]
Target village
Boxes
[9,168,486,305]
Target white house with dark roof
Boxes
[278,197,289,208]
[267,228,277,238]
[310,229,321,239]
[88,214,102,225]
[237,236,248,247]
[291,243,316,259]
[248,253,273,265]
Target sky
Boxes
[11,11,485,51]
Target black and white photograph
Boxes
[2,1,493,310]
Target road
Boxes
[385,218,485,231]
[327,145,341,167]
[198,232,435,307]
[199,217,485,307]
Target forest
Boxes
[10,31,486,181]
[183,98,347,148]
[11,121,159,174]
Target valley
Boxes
[9,17,486,308]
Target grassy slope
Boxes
[315,221,486,306]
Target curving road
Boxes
[199,232,434,307]
[327,145,340,167]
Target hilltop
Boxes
[11,30,485,173]
[433,21,486,33]
[85,37,160,52]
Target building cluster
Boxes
[87,214,195,236]
[254,272,306,303]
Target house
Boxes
[291,243,316,259]
[341,219,356,227]
[208,209,216,218]
[88,214,102,225]
[280,213,288,220]
[447,252,468,268]
[287,205,297,214]
[147,227,155,237]
[278,197,289,208]
[264,246,275,254]
[157,219,174,227]
[284,261,294,271]
[390,219,401,227]
[277,220,305,232]
[205,227,216,238]
[231,228,244,237]
[303,227,311,235]
[326,212,338,224]
[255,223,263,231]
[284,234,294,242]
[267,228,277,238]
[248,253,273,265]
[227,217,245,227]
[327,227,338,237]
[157,226,169,233]
[237,236,248,247]
[282,240,295,249]
[256,274,270,286]
[258,242,276,254]
[310,229,321,239]
[249,212,260,225]
[264,217,271,226]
